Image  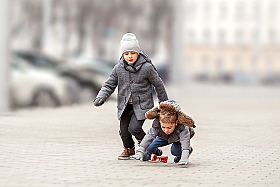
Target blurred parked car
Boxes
[14,51,103,103]
[261,73,280,85]
[68,56,117,100]
[150,54,170,83]
[10,56,74,109]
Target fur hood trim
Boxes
[145,100,195,127]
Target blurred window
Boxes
[203,29,211,44]
[201,55,210,74]
[250,56,258,74]
[251,29,260,46]
[219,1,228,19]
[187,1,196,18]
[188,29,196,43]
[253,1,260,20]
[218,29,226,45]
[235,1,245,20]
[233,56,242,73]
[235,29,244,45]
[268,1,278,19]
[204,0,212,18]
[185,55,193,70]
[268,28,277,44]
[265,56,273,74]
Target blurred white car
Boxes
[10,57,74,109]
[67,56,117,100]
[14,51,102,104]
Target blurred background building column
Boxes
[42,0,52,54]
[171,0,185,84]
[0,0,10,112]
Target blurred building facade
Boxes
[182,0,280,84]
[9,0,280,85]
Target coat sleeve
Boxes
[147,64,168,103]
[139,127,158,151]
[96,66,118,100]
[179,126,191,151]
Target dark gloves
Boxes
[93,97,105,106]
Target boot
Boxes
[155,149,163,156]
[118,147,135,160]
[189,147,193,157]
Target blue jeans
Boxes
[145,136,182,159]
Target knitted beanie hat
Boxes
[145,100,195,127]
[120,33,140,55]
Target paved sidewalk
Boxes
[0,83,280,186]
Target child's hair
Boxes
[145,100,195,127]
[159,110,177,124]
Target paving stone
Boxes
[0,83,280,186]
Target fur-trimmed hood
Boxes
[145,100,195,127]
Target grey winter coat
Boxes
[139,118,195,152]
[95,53,168,120]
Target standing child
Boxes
[132,100,195,165]
[93,33,168,160]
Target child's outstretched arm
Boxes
[177,127,192,165]
[93,67,118,106]
[131,127,158,160]
[132,147,145,160]
[177,150,190,165]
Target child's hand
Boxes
[177,159,188,165]
[93,98,105,106]
[177,150,189,165]
[131,147,145,160]
[131,151,144,160]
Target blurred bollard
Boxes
[0,0,9,112]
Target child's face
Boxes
[160,122,177,135]
[123,51,138,65]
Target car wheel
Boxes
[32,89,60,107]
[62,76,81,104]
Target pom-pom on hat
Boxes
[120,33,140,55]
[145,100,195,127]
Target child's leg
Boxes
[118,105,137,159]
[172,142,195,163]
[128,113,145,142]
[171,142,182,157]
[120,105,135,149]
[143,137,168,161]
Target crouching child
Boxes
[131,100,195,165]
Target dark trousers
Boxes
[119,104,146,149]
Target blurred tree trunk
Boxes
[9,0,174,60]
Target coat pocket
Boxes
[138,92,154,110]
[117,94,126,110]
